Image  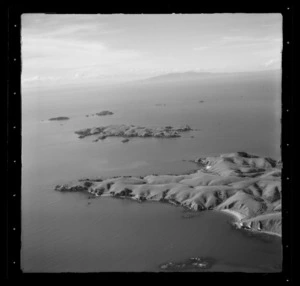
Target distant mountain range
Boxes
[139,71,214,83]
[137,70,280,84]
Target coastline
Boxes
[220,209,281,238]
[93,193,283,239]
[252,229,282,238]
[55,152,282,238]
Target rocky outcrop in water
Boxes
[54,152,281,236]
[86,111,114,117]
[75,124,192,139]
[96,111,114,116]
[49,117,70,121]
[159,257,215,271]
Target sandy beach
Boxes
[220,209,246,222]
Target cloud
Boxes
[220,35,281,44]
[22,75,63,84]
[21,14,155,86]
[215,35,282,53]
[221,36,253,42]
[21,14,283,85]
[21,33,143,83]
[193,46,209,51]
[22,14,125,43]
[264,58,280,67]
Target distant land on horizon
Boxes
[22,69,281,92]
[136,69,281,84]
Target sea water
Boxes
[21,71,282,272]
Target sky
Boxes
[21,13,282,86]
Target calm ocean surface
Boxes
[21,71,282,272]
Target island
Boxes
[74,124,193,139]
[96,110,114,116]
[49,117,70,121]
[55,152,282,236]
[86,110,114,117]
[159,257,216,271]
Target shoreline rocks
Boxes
[54,152,282,236]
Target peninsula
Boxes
[55,152,282,236]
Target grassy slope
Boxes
[55,152,282,236]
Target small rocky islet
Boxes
[48,116,70,121]
[48,110,114,120]
[55,152,282,236]
[86,110,114,117]
[159,257,216,271]
[75,124,193,140]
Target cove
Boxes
[22,194,282,272]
